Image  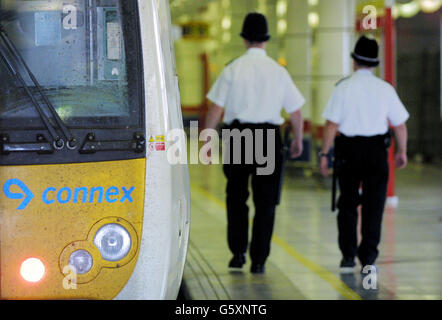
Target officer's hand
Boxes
[395,152,407,169]
[320,157,329,177]
[290,139,303,159]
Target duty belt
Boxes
[330,130,392,212]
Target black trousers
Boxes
[222,121,282,265]
[335,134,390,266]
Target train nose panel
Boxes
[0,159,146,299]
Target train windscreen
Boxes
[0,0,143,130]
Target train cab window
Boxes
[0,0,143,131]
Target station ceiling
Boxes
[169,0,441,24]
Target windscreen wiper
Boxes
[0,42,63,151]
[0,20,77,150]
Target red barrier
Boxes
[384,6,397,201]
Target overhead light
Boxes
[277,19,287,35]
[308,0,319,6]
[392,4,401,18]
[399,0,420,17]
[419,0,441,13]
[277,0,287,17]
[308,12,320,28]
[221,16,231,30]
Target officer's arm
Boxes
[205,103,224,130]
[393,123,408,169]
[289,110,304,158]
[319,121,339,177]
[321,120,339,155]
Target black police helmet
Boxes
[351,35,380,67]
[240,13,271,43]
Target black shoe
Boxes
[339,258,356,274]
[229,254,246,269]
[250,263,265,274]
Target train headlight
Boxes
[20,258,45,283]
[69,250,93,274]
[93,224,131,261]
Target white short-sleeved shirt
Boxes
[322,69,409,137]
[207,48,305,125]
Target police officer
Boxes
[205,13,305,274]
[319,35,409,273]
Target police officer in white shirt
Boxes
[319,35,409,273]
[205,13,305,274]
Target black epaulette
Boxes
[335,75,351,87]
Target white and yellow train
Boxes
[0,0,190,299]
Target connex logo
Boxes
[2,179,135,210]
[3,179,34,210]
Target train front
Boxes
[0,0,190,300]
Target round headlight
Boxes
[93,223,131,262]
[68,250,93,274]
[20,258,45,283]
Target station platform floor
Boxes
[182,162,442,300]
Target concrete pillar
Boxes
[314,0,356,126]
[285,0,312,122]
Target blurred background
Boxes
[169,0,441,167]
[169,1,441,300]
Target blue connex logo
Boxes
[2,179,135,210]
[3,179,34,210]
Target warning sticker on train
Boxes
[148,135,166,151]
